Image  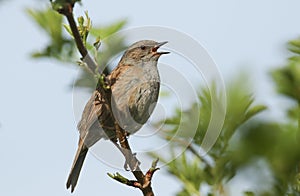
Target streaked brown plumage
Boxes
[66,40,169,192]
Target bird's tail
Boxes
[66,138,88,193]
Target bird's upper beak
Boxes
[152,41,170,55]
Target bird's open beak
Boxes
[153,41,170,55]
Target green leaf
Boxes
[93,36,101,50]
[244,105,267,122]
[271,62,300,102]
[289,47,300,55]
[63,24,73,37]
[288,39,300,55]
[90,19,127,38]
[28,7,128,81]
[27,8,77,62]
[244,191,255,196]
[26,8,63,41]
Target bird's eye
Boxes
[140,45,146,50]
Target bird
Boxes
[66,40,169,192]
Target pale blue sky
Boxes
[1,0,300,195]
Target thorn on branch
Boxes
[145,158,160,186]
[151,158,159,170]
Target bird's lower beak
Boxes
[153,41,170,55]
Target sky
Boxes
[1,0,300,195]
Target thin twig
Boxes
[187,144,211,167]
[56,2,97,74]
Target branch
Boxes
[108,157,159,196]
[51,1,158,195]
[113,124,158,196]
[51,0,97,74]
[187,144,211,167]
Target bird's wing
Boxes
[77,89,115,147]
[77,91,98,135]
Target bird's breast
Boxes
[110,65,160,133]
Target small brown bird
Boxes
[66,40,169,192]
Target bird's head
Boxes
[121,40,169,63]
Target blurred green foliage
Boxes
[154,38,300,195]
[27,8,75,61]
[156,78,267,195]
[27,7,127,90]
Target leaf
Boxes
[244,105,267,122]
[271,62,300,101]
[27,7,128,77]
[26,8,63,41]
[93,36,101,50]
[27,8,78,61]
[63,24,73,37]
[244,191,255,196]
[289,47,300,55]
[289,39,300,48]
[90,19,127,38]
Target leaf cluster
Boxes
[156,77,266,195]
[156,38,300,195]
[27,7,127,90]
